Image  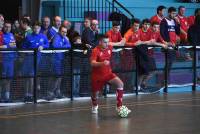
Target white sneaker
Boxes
[91,105,98,114]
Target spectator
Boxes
[125,18,159,92]
[176,6,192,60]
[188,15,200,45]
[0,14,3,98]
[136,19,158,92]
[188,15,200,80]
[124,18,141,46]
[83,17,91,28]
[160,7,180,85]
[62,20,80,44]
[106,21,125,46]
[81,19,99,49]
[0,14,4,48]
[40,16,51,37]
[16,17,32,48]
[11,20,20,35]
[22,21,49,102]
[47,16,62,44]
[0,21,16,102]
[188,8,200,27]
[52,16,62,32]
[176,6,189,43]
[47,26,71,100]
[73,35,82,45]
[0,14,4,22]
[149,21,167,48]
[160,7,180,46]
[150,5,166,24]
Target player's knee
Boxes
[117,80,124,88]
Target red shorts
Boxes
[91,73,117,92]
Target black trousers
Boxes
[136,44,156,76]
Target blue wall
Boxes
[40,0,200,21]
[117,0,200,20]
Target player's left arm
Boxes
[109,38,126,46]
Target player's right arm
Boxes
[91,60,110,67]
[90,48,110,67]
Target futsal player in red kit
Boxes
[90,34,131,116]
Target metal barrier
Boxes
[0,45,198,103]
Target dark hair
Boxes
[59,25,67,32]
[178,6,185,11]
[168,7,176,13]
[112,21,120,27]
[195,8,200,16]
[4,20,12,25]
[42,16,50,21]
[73,36,81,43]
[21,17,31,26]
[32,21,41,27]
[157,5,166,14]
[142,18,150,25]
[195,15,200,25]
[151,21,159,26]
[53,16,61,22]
[97,34,109,41]
[84,17,92,21]
[133,18,140,24]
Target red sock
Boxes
[116,88,123,107]
[91,96,98,106]
[91,92,98,106]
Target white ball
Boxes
[118,106,130,118]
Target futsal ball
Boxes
[117,105,131,118]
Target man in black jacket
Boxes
[188,15,200,46]
[160,7,180,85]
[188,15,200,82]
[160,7,180,46]
[81,19,99,49]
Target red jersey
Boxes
[106,29,122,42]
[187,15,195,27]
[139,28,151,41]
[177,15,189,41]
[0,31,3,63]
[124,28,140,46]
[0,31,3,45]
[150,15,163,24]
[149,29,164,43]
[177,15,189,32]
[90,45,113,78]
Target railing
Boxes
[0,45,199,104]
[41,0,134,34]
[112,0,134,19]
